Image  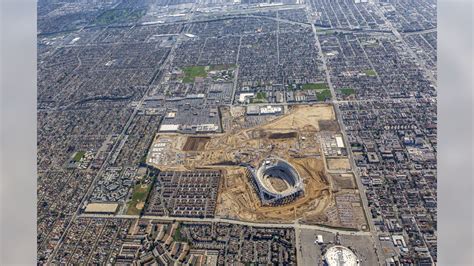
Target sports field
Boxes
[126,183,152,215]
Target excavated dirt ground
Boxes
[147,105,367,227]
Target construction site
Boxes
[146,104,367,229]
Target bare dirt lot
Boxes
[148,105,333,170]
[318,120,340,131]
[332,174,357,189]
[146,105,366,227]
[327,158,351,170]
[216,158,332,223]
[214,105,336,223]
[268,132,298,139]
[182,136,211,151]
[268,176,290,192]
[259,105,335,132]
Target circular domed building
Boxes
[323,245,359,266]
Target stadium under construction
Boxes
[246,157,304,206]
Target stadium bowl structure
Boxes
[247,157,304,206]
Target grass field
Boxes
[73,151,85,162]
[256,92,267,100]
[95,9,145,25]
[340,87,355,96]
[316,89,332,101]
[364,69,377,76]
[251,92,267,103]
[126,183,152,215]
[301,83,332,101]
[182,66,208,83]
[302,83,329,91]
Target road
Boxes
[310,21,386,265]
[402,27,436,37]
[80,213,371,236]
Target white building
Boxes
[159,124,180,132]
